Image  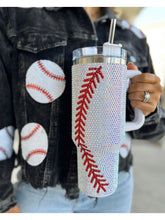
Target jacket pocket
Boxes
[17,33,67,54]
[16,33,67,70]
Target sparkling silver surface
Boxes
[72,63,128,197]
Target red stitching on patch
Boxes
[26,84,53,102]
[37,60,65,81]
[21,124,40,141]
[120,144,129,152]
[129,23,133,30]
[5,127,14,140]
[0,146,8,159]
[26,149,47,162]
[75,66,109,194]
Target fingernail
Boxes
[127,62,134,65]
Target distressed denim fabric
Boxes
[0,7,165,212]
[14,167,133,213]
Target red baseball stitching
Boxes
[26,84,53,102]
[5,127,14,140]
[0,146,8,159]
[120,144,129,152]
[37,60,65,81]
[21,124,40,141]
[75,66,109,194]
[79,143,109,193]
[26,149,47,162]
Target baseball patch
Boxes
[119,133,131,158]
[0,126,14,161]
[21,123,48,166]
[26,60,66,103]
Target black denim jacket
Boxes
[0,7,165,212]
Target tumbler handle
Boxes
[125,70,145,132]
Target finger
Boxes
[130,100,157,116]
[6,205,20,213]
[128,91,150,103]
[128,82,155,93]
[128,91,160,104]
[128,80,163,93]
[127,62,138,70]
[127,83,163,94]
[130,73,161,84]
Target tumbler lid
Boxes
[72,46,127,62]
[103,42,122,57]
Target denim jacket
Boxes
[0,7,165,212]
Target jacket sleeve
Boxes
[0,8,17,212]
[127,41,165,142]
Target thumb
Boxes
[127,62,138,70]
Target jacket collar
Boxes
[94,7,116,23]
[44,7,116,19]
[44,7,63,11]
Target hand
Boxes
[5,205,20,213]
[127,63,163,116]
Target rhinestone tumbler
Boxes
[72,45,144,197]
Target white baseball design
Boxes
[21,123,48,166]
[119,133,131,158]
[0,126,14,161]
[26,60,66,103]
